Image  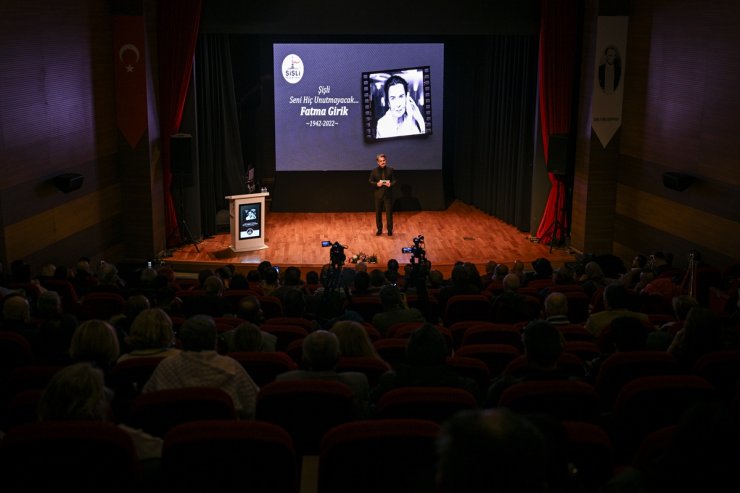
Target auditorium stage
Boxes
[164,201,577,279]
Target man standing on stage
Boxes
[369,153,397,236]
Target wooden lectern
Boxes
[226,192,269,252]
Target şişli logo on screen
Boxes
[282,54,303,84]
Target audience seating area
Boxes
[1,257,739,492]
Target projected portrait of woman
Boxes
[374,73,426,138]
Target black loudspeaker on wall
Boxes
[662,172,694,192]
[170,133,194,175]
[54,173,84,193]
[547,134,570,176]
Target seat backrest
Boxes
[129,386,236,438]
[228,351,298,387]
[460,323,523,350]
[454,343,522,377]
[373,338,409,370]
[443,294,491,326]
[258,295,284,320]
[0,421,141,492]
[594,351,680,409]
[318,419,440,493]
[261,324,309,351]
[256,380,356,455]
[79,292,126,320]
[445,356,491,393]
[336,356,390,388]
[691,350,740,403]
[162,420,299,493]
[0,332,34,376]
[376,386,477,423]
[561,421,615,492]
[497,380,601,422]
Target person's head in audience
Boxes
[353,271,371,294]
[139,267,158,286]
[229,273,249,290]
[502,273,521,293]
[631,254,648,270]
[257,261,274,280]
[227,322,264,352]
[369,269,387,289]
[282,266,303,286]
[306,270,320,285]
[532,258,553,279]
[354,262,368,273]
[552,267,575,285]
[379,284,403,310]
[407,323,449,366]
[37,290,63,318]
[672,294,699,321]
[492,263,509,281]
[522,320,564,370]
[40,263,56,279]
[75,257,93,278]
[428,269,444,288]
[215,266,232,287]
[330,320,378,359]
[302,330,341,371]
[603,284,630,310]
[3,293,31,323]
[125,308,175,351]
[38,362,109,421]
[237,295,263,324]
[280,289,304,317]
[449,264,469,287]
[262,266,279,287]
[98,262,122,287]
[581,261,604,282]
[69,319,120,369]
[672,307,722,366]
[485,261,497,277]
[197,269,216,288]
[544,292,568,319]
[179,315,217,352]
[246,269,262,283]
[203,275,224,297]
[437,408,548,493]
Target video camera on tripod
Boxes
[401,235,426,263]
[322,240,347,269]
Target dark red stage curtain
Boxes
[158,0,202,247]
[535,0,579,244]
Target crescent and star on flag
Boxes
[119,43,140,73]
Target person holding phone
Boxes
[369,153,397,236]
[375,75,425,138]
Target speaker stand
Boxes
[175,173,200,253]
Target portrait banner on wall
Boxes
[592,16,629,148]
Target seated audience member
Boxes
[117,308,180,362]
[526,258,554,284]
[188,275,232,317]
[221,321,277,353]
[437,408,548,493]
[486,320,573,406]
[228,273,250,290]
[667,307,724,369]
[585,284,648,338]
[279,289,321,330]
[330,320,390,369]
[276,330,369,413]
[436,264,481,315]
[272,266,307,301]
[69,319,121,372]
[143,315,259,419]
[260,267,280,297]
[579,261,609,300]
[1,292,41,350]
[215,266,233,290]
[111,294,151,353]
[372,323,477,403]
[236,295,264,325]
[38,362,162,460]
[490,273,539,324]
[35,290,79,364]
[371,284,425,336]
[72,257,97,295]
[92,261,125,294]
[368,268,389,294]
[585,316,650,380]
[351,271,373,296]
[543,292,571,326]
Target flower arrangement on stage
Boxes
[349,252,378,264]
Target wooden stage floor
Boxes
[165,201,576,279]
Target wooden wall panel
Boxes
[5,185,122,262]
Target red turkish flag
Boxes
[112,16,147,148]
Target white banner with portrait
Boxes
[592,16,629,148]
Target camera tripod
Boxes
[175,172,199,253]
[544,175,567,253]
